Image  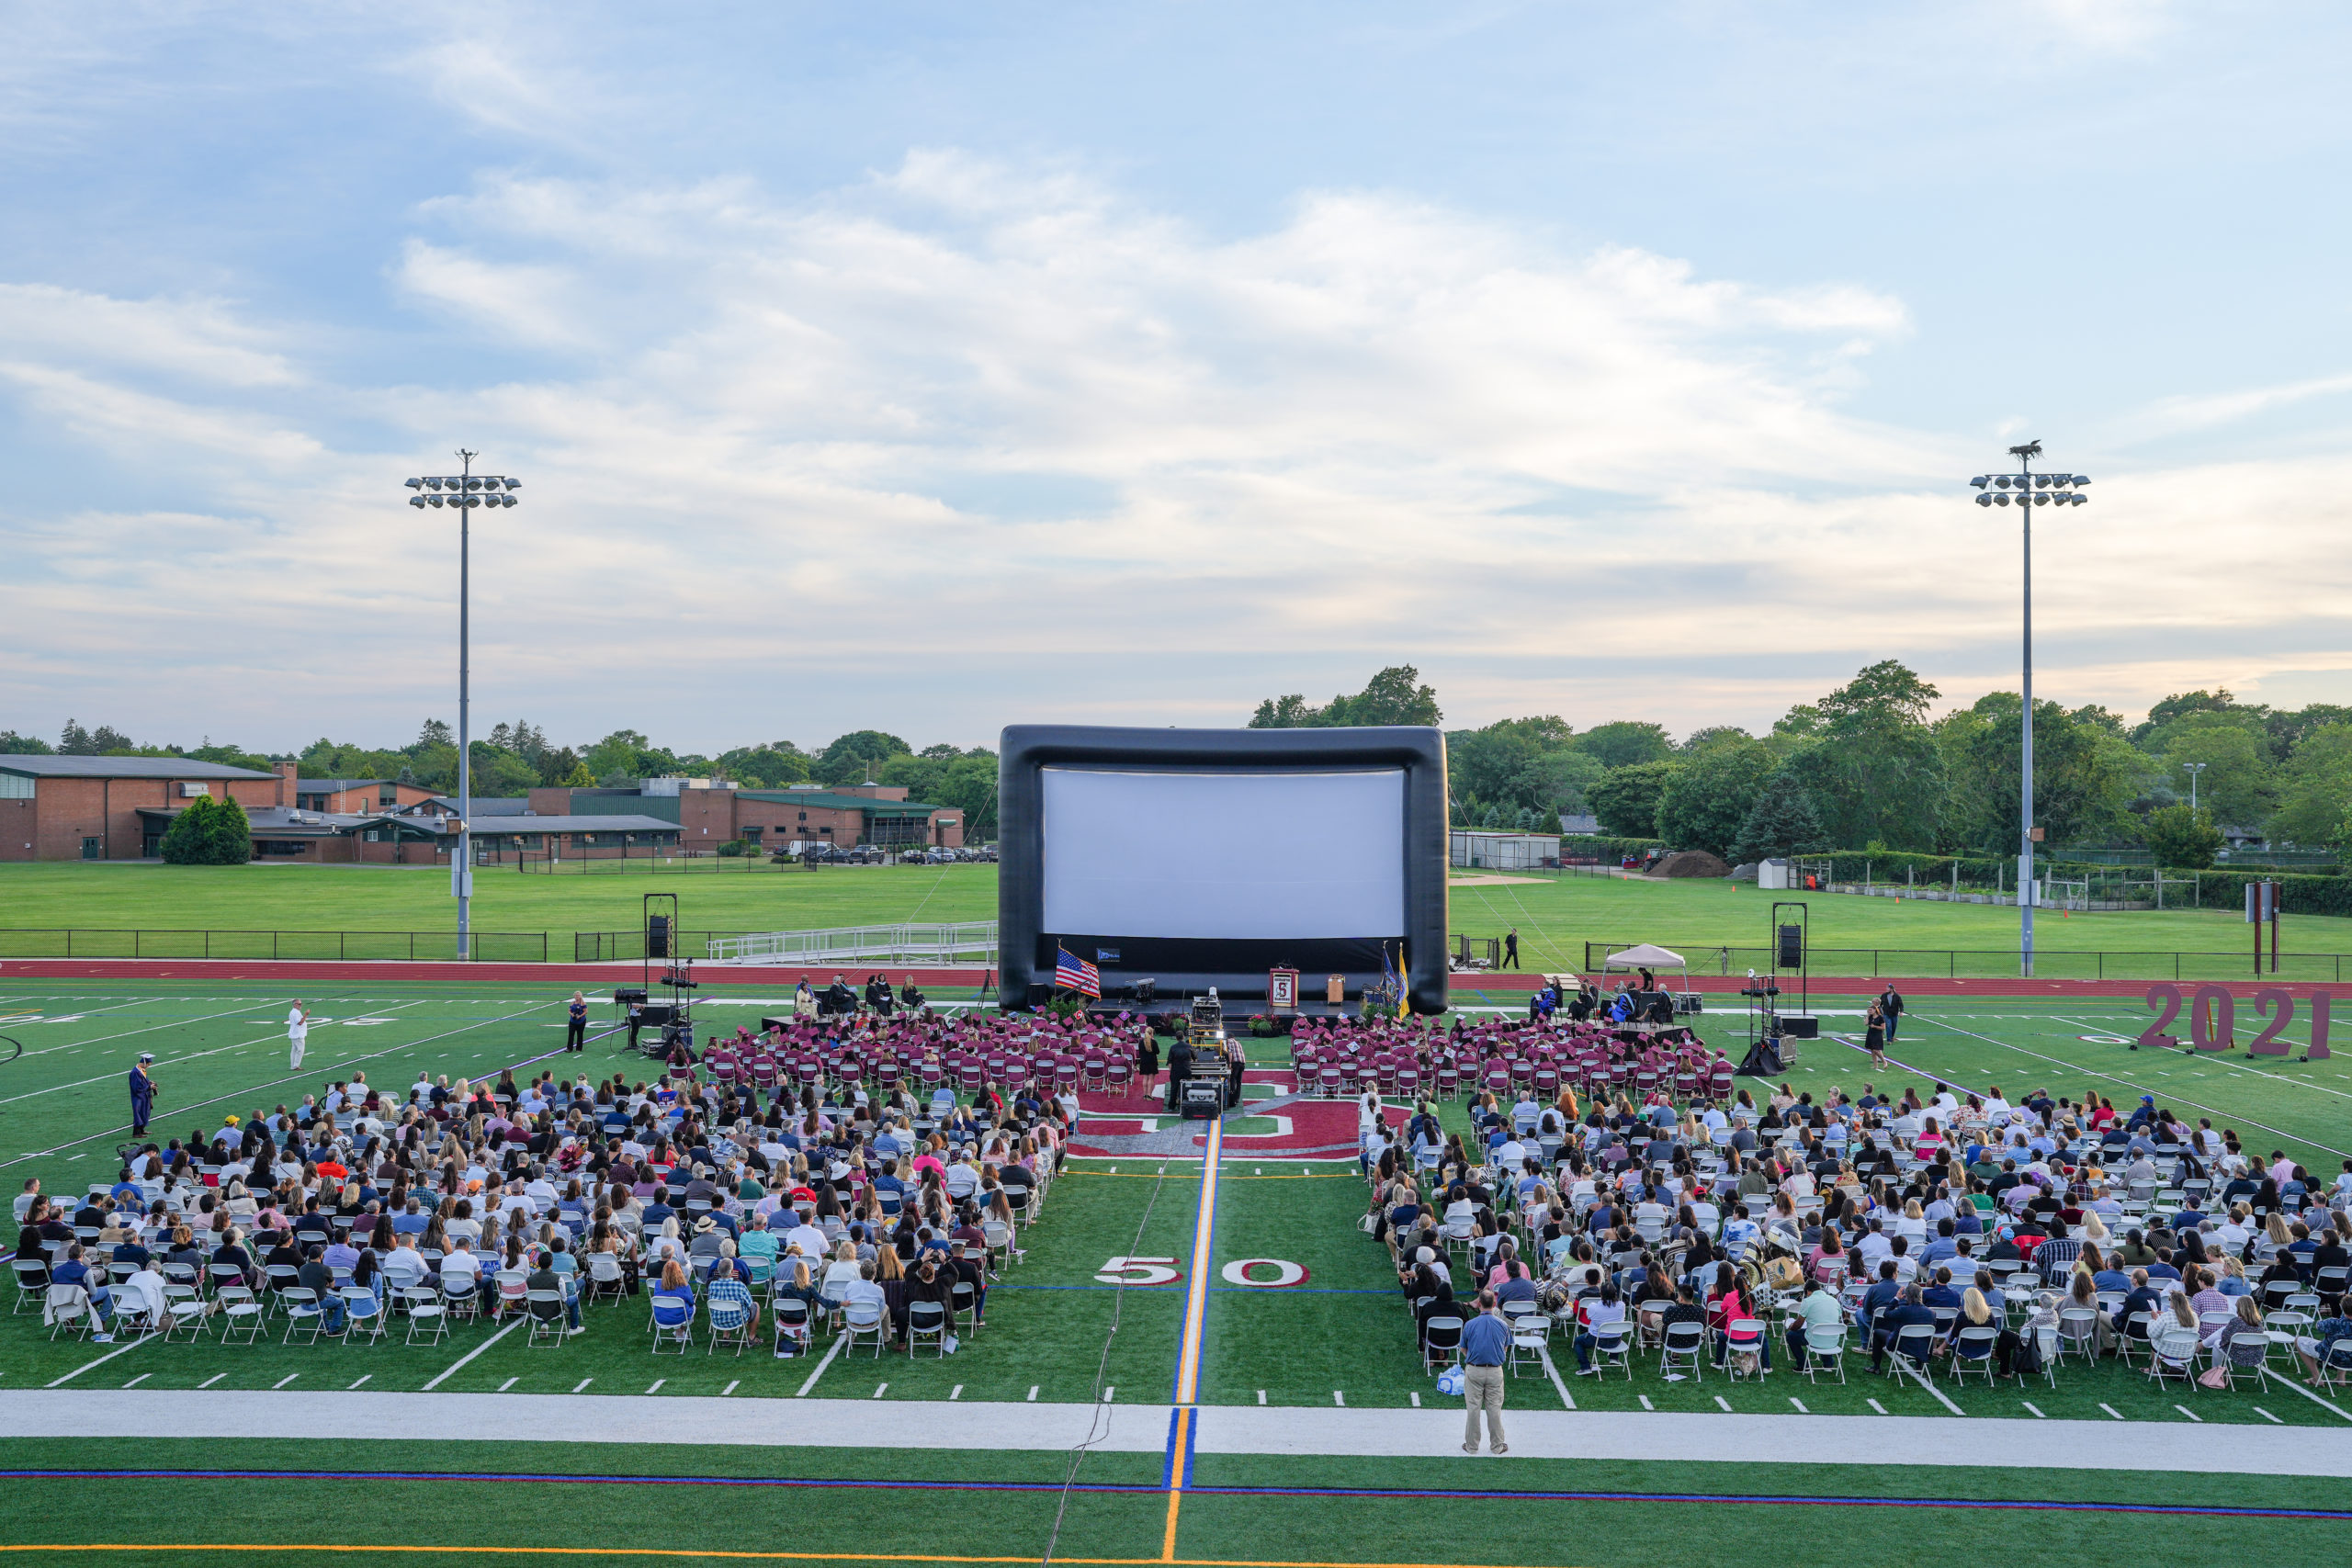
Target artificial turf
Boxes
[7,980,2352,1566]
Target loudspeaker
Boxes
[646,915,672,959]
[1776,924,1804,969]
[1780,1014,1819,1039]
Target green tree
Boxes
[2131,688,2248,749]
[158,795,217,864]
[1936,694,2137,854]
[1249,666,1442,728]
[717,743,811,789]
[1730,768,1830,863]
[465,741,540,798]
[205,793,252,863]
[1575,721,1674,770]
[2158,717,2277,831]
[1783,660,1948,852]
[2143,803,2224,869]
[553,760,595,788]
[0,730,52,753]
[187,741,271,773]
[2266,723,2352,847]
[1587,760,1679,838]
[582,729,653,784]
[59,720,135,755]
[817,730,912,786]
[933,751,1000,840]
[1654,738,1773,859]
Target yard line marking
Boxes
[1894,1359,1966,1416]
[2253,1405,2283,1424]
[1408,1393,1419,1408]
[16,999,278,1059]
[1713,1395,1733,1412]
[2259,1372,2352,1423]
[795,1336,846,1397]
[348,1376,371,1390]
[274,1374,300,1390]
[2098,1403,2126,1420]
[872,1383,888,1399]
[1102,1386,1114,1403]
[572,1380,593,1393]
[1866,1398,1887,1415]
[1257,1390,1266,1405]
[722,1381,740,1397]
[46,1336,151,1387]
[646,1380,665,1394]
[120,1373,149,1389]
[498,1378,518,1393]
[1332,1392,1344,1406]
[2022,1402,2046,1418]
[1911,1015,2351,1159]
[197,1374,224,1389]
[1026,1386,1038,1402]
[2174,1404,2201,1422]
[1172,1118,1224,1408]
[421,1315,522,1390]
[1788,1397,1807,1413]
[948,1385,961,1401]
[1637,1395,1655,1410]
[1535,1345,1576,1411]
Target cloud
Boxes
[0,151,2345,746]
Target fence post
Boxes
[2098,953,2103,981]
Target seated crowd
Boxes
[1358,1063,2352,1392]
[14,1022,1085,1358]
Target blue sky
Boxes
[5,1,2350,754]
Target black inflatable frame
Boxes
[997,724,1449,1014]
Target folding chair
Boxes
[1723,1317,1770,1381]
[907,1299,948,1357]
[584,1252,628,1304]
[1802,1325,1847,1384]
[1883,1323,1935,1378]
[1421,1314,1464,1371]
[161,1285,210,1343]
[11,1258,49,1314]
[2055,1307,2099,1365]
[1509,1311,1552,1378]
[1588,1320,1634,1379]
[2146,1324,2199,1390]
[343,1287,386,1347]
[1660,1321,1706,1382]
[45,1282,93,1341]
[841,1300,886,1358]
[280,1287,323,1346]
[1949,1325,1998,1385]
[401,1285,447,1347]
[2317,1338,2352,1394]
[212,1285,264,1344]
[773,1295,814,1357]
[650,1294,695,1353]
[440,1274,481,1324]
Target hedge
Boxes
[1560,835,1666,862]
[1799,851,2352,919]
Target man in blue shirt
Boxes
[1459,1292,1512,1456]
[1868,1284,1937,1372]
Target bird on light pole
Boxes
[404,457,521,960]
[1970,443,2090,979]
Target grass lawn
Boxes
[6,980,2352,1562]
[7,862,2352,982]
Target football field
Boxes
[4,978,2351,1566]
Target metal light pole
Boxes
[1972,443,2088,977]
[2182,761,2206,814]
[405,457,521,958]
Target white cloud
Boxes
[0,151,2346,745]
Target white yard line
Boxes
[2261,1371,2352,1423]
[44,1334,152,1387]
[420,1316,523,1390]
[794,1334,847,1397]
[1894,1360,1966,1416]
[2052,1013,2352,1103]
[1536,1345,1577,1411]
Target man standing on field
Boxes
[287,1000,311,1070]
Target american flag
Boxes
[1054,946,1102,998]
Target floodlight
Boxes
[2072,475,2090,486]
[1971,476,1990,488]
[404,478,422,490]
[1976,493,1994,506]
[503,478,520,490]
[427,493,444,506]
[410,495,427,508]
[1994,492,2010,505]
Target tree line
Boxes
[1247,664,2352,869]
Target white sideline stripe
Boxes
[795,1334,846,1397]
[45,1334,152,1386]
[420,1316,522,1389]
[8,1394,2352,1475]
[2262,1371,2352,1423]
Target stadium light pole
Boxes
[1971,442,2088,978]
[2182,761,2206,814]
[404,456,522,959]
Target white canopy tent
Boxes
[1600,942,1686,976]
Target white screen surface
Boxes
[1041,767,1405,941]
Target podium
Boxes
[1268,967,1299,1012]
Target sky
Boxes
[4,0,2351,757]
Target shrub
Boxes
[206,793,253,863]
[158,795,216,863]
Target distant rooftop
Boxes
[0,756,276,780]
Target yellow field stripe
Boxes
[1171,1118,1222,1406]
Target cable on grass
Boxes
[1038,1157,1170,1568]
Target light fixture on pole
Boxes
[1969,442,2089,979]
[2181,761,2206,814]
[403,457,522,960]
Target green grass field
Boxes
[4,977,2351,1567]
[6,861,2352,981]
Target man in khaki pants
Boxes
[1458,1290,1510,1454]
